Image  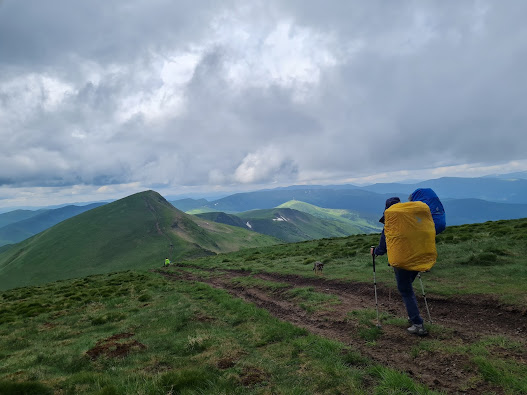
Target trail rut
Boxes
[157,268,526,394]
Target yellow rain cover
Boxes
[384,201,437,272]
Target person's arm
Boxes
[373,229,387,256]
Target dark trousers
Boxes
[393,268,423,325]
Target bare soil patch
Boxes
[85,332,147,360]
[239,366,269,386]
[157,268,526,394]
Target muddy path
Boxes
[156,268,526,394]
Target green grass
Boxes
[0,270,439,394]
[472,356,527,393]
[405,335,527,393]
[2,216,526,393]
[178,218,527,306]
[348,309,391,343]
[277,200,382,233]
[229,276,291,291]
[235,207,366,242]
[284,286,341,313]
[370,366,437,395]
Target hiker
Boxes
[371,197,428,336]
[164,258,170,266]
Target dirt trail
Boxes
[157,268,526,394]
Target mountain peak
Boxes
[0,190,277,290]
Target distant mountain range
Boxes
[442,199,527,225]
[1,175,527,255]
[2,175,527,290]
[0,209,47,228]
[359,177,527,204]
[0,203,105,247]
[180,188,391,214]
[0,191,277,290]
[172,176,527,225]
[197,204,381,243]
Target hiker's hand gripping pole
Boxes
[371,246,381,328]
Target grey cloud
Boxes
[0,0,227,73]
[1,0,527,195]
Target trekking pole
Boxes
[371,246,382,328]
[417,272,433,324]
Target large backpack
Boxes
[384,201,437,272]
[409,188,446,234]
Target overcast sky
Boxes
[1,0,526,208]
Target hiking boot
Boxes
[407,324,428,336]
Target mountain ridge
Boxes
[0,203,106,247]
[0,190,278,290]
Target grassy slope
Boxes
[1,218,526,393]
[0,191,278,291]
[235,208,361,242]
[278,200,382,233]
[181,217,527,306]
[195,211,248,229]
[0,271,436,394]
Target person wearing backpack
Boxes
[370,196,429,336]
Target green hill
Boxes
[277,200,382,233]
[198,207,377,243]
[196,212,248,228]
[0,191,278,290]
[235,208,363,242]
[170,198,210,212]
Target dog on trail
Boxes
[313,261,324,274]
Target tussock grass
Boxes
[2,270,423,394]
[348,309,391,342]
[370,366,439,395]
[284,286,341,313]
[473,357,527,393]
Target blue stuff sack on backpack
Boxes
[409,188,446,234]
